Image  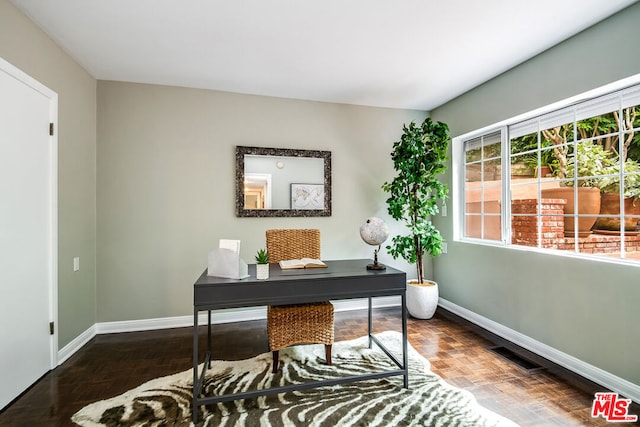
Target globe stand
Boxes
[367,245,386,270]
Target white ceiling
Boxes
[11,0,638,111]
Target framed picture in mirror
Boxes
[291,183,325,210]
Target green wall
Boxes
[431,3,640,386]
[0,0,97,349]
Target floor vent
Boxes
[488,346,546,373]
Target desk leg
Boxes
[207,310,212,368]
[367,296,373,349]
[401,291,409,389]
[192,310,199,423]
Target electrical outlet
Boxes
[442,204,447,216]
[442,243,448,254]
[73,257,80,272]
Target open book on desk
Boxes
[278,258,327,269]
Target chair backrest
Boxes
[265,229,321,263]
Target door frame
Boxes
[0,56,58,369]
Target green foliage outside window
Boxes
[510,106,640,179]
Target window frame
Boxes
[458,129,509,243]
[454,74,640,265]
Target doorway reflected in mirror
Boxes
[244,173,271,209]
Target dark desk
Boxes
[192,259,407,422]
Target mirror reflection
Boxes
[244,172,272,209]
[236,146,331,217]
[244,155,324,210]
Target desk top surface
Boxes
[194,259,404,287]
[193,259,406,308]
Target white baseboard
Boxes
[96,297,400,334]
[95,308,269,334]
[60,297,401,360]
[57,324,96,365]
[438,298,640,403]
[60,296,639,404]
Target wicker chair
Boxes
[266,229,334,373]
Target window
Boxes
[463,130,504,242]
[458,82,640,264]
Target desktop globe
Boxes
[359,217,389,270]
[360,217,389,245]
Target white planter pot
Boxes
[406,280,438,319]
[256,264,269,280]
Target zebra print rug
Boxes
[72,331,518,426]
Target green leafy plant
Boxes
[523,149,557,174]
[561,141,640,199]
[512,107,640,180]
[564,141,614,187]
[382,118,450,284]
[255,248,269,264]
[597,158,640,200]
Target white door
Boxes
[0,57,57,410]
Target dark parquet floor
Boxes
[0,307,637,426]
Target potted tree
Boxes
[538,110,640,236]
[382,118,449,319]
[541,141,607,237]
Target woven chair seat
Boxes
[267,302,334,351]
[265,229,335,372]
